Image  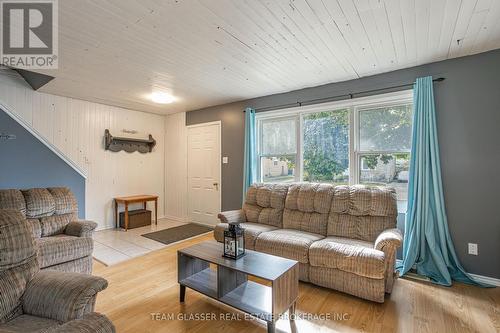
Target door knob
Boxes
[213,182,219,190]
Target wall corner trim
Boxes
[0,101,88,179]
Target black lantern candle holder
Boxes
[223,222,245,260]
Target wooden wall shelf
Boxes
[104,129,156,153]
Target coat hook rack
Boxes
[104,129,156,153]
[0,133,16,140]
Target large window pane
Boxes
[261,156,296,183]
[303,109,349,184]
[261,118,296,155]
[359,104,412,151]
[359,153,410,200]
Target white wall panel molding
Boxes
[0,70,165,229]
[164,112,188,221]
[0,100,87,179]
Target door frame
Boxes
[186,120,222,224]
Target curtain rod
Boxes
[247,77,445,113]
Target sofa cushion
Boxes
[21,189,56,219]
[282,183,334,235]
[330,185,397,217]
[214,222,278,250]
[0,210,39,323]
[47,187,78,215]
[243,184,288,228]
[0,189,26,217]
[309,236,385,279]
[327,213,397,243]
[27,219,42,239]
[36,235,93,268]
[254,229,324,263]
[328,185,397,242]
[0,210,37,270]
[39,213,77,237]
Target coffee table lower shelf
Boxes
[177,242,299,333]
[179,267,272,318]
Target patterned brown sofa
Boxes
[0,188,96,274]
[214,183,403,303]
[0,209,114,332]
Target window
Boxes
[357,104,412,201]
[258,117,297,183]
[360,157,371,171]
[358,153,410,201]
[302,109,349,185]
[358,104,412,151]
[256,91,413,202]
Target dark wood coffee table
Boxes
[178,240,299,333]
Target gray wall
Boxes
[0,109,86,219]
[187,49,500,279]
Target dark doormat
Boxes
[142,223,213,245]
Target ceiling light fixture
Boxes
[151,91,175,104]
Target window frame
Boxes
[255,90,413,197]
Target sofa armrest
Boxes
[65,220,98,237]
[45,313,116,333]
[217,210,246,224]
[22,271,108,322]
[374,228,403,294]
[374,228,403,252]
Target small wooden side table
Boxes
[114,195,158,231]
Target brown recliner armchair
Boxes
[0,188,96,274]
[0,210,115,332]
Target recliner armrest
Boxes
[65,220,98,237]
[22,271,108,322]
[217,210,246,224]
[374,228,403,251]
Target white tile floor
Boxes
[92,218,188,266]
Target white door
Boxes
[187,122,221,226]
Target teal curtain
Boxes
[242,108,257,201]
[398,76,484,286]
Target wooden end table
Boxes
[114,195,158,231]
[178,241,299,333]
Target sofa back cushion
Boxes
[0,210,39,323]
[0,190,26,217]
[21,188,56,218]
[243,183,288,227]
[47,187,78,215]
[282,183,334,235]
[327,185,398,242]
[0,210,37,270]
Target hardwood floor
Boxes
[93,233,500,333]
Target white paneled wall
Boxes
[0,71,165,230]
[164,112,188,221]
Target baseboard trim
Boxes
[95,225,115,231]
[469,273,500,286]
[163,214,189,223]
[396,259,499,286]
[95,215,170,231]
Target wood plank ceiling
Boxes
[35,0,500,114]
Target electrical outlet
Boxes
[222,156,228,164]
[468,243,478,255]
